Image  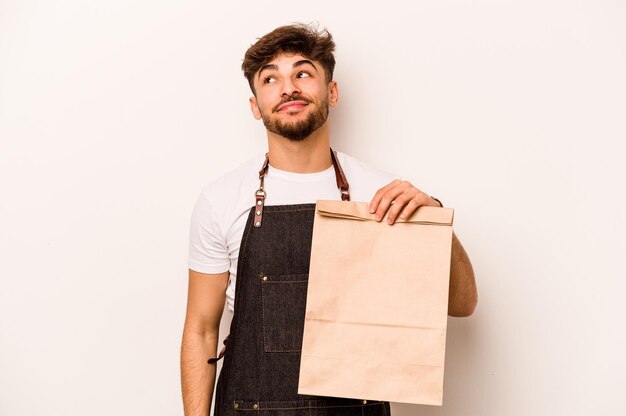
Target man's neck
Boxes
[266,123,332,173]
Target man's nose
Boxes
[280,78,301,97]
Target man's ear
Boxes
[328,80,339,108]
[249,96,262,120]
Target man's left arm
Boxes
[369,179,478,317]
[447,232,477,316]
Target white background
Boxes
[1,1,625,415]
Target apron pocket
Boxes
[261,273,308,352]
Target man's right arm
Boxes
[181,269,229,416]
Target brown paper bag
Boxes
[298,200,454,405]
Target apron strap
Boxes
[330,149,350,202]
[207,335,229,364]
[254,148,350,228]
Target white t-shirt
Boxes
[188,151,398,312]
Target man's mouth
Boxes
[277,100,309,112]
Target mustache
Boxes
[273,95,312,112]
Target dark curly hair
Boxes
[242,23,336,95]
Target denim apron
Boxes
[211,149,391,416]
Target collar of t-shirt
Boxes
[265,163,336,182]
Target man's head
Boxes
[242,24,338,141]
[242,24,336,95]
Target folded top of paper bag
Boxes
[315,200,454,225]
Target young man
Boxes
[181,24,477,416]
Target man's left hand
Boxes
[369,179,441,225]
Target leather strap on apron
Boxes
[253,148,350,228]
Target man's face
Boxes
[249,53,338,141]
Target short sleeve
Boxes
[188,191,230,274]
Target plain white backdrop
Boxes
[1,1,625,415]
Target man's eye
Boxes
[263,76,276,84]
[297,71,311,78]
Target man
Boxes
[181,24,477,416]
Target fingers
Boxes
[369,180,432,225]
[398,198,421,220]
[371,181,408,221]
[369,179,401,214]
[385,188,420,224]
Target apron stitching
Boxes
[239,209,255,267]
[258,207,315,213]
[234,404,376,411]
[233,208,255,312]
[261,278,267,352]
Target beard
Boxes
[260,95,329,141]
